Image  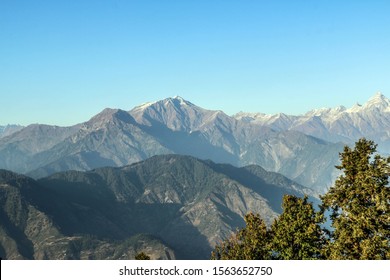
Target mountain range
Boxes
[0,154,313,259]
[1,92,389,259]
[2,93,390,193]
[0,93,390,192]
[4,94,375,193]
[235,92,390,151]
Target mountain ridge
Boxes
[234,92,390,149]
[2,93,388,193]
[0,155,313,259]
[0,124,24,139]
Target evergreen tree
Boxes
[321,138,390,259]
[211,213,271,260]
[270,195,324,259]
[135,252,151,260]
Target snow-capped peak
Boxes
[305,105,346,118]
[169,96,193,107]
[364,92,390,109]
[130,96,197,116]
[173,95,185,102]
[137,101,156,109]
[346,103,362,113]
[369,91,386,101]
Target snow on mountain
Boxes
[363,92,390,111]
[235,92,390,151]
[3,95,383,193]
[129,96,225,132]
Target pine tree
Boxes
[321,138,390,259]
[211,213,271,260]
[135,252,151,260]
[271,195,325,259]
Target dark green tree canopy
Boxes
[271,195,324,260]
[321,138,390,259]
[135,252,151,260]
[211,139,389,260]
[211,213,271,260]
[211,196,324,260]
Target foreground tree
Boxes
[271,195,324,259]
[211,213,271,260]
[135,252,151,260]
[321,138,390,259]
[211,138,389,260]
[211,196,324,260]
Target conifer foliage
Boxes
[211,196,323,260]
[321,138,390,259]
[271,195,324,260]
[211,213,271,260]
[135,252,151,260]
[211,138,390,260]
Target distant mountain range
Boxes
[0,125,24,139]
[235,92,390,150]
[0,155,312,259]
[1,93,389,193]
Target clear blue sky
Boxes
[1,0,389,126]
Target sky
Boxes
[1,0,390,126]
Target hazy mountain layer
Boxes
[0,124,81,174]
[0,125,24,139]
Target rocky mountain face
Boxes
[129,97,346,192]
[26,110,172,178]
[0,155,312,259]
[0,169,176,260]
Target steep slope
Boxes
[38,154,315,259]
[0,169,60,259]
[240,131,344,193]
[27,109,172,177]
[0,169,174,260]
[130,96,218,132]
[128,96,343,191]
